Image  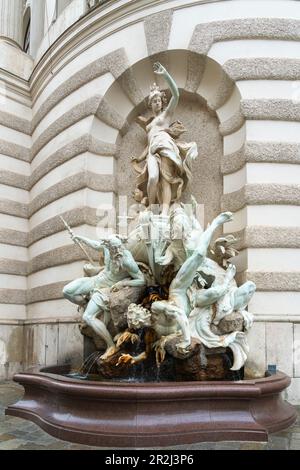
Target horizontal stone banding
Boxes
[189,18,300,56]
[222,184,300,212]
[27,281,69,305]
[0,170,30,190]
[0,258,27,276]
[219,110,244,136]
[96,97,127,132]
[222,142,300,175]
[224,58,300,81]
[33,97,125,163]
[0,199,28,218]
[28,207,98,246]
[29,173,116,218]
[237,272,300,292]
[0,288,26,304]
[32,61,108,129]
[241,99,300,122]
[0,283,79,304]
[0,229,28,247]
[30,135,116,189]
[0,110,32,135]
[0,139,31,162]
[28,244,99,275]
[32,97,102,158]
[32,48,133,129]
[232,226,300,250]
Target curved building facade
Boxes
[0,0,300,403]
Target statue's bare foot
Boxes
[115,331,139,348]
[100,346,118,361]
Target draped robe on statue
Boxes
[133,119,198,204]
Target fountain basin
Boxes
[6,366,296,447]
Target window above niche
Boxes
[87,0,109,11]
[22,4,31,54]
[23,19,30,53]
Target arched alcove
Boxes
[100,50,244,230]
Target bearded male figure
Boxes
[63,234,146,359]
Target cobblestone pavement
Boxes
[1,381,300,450]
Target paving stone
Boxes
[289,439,300,450]
[43,442,73,450]
[17,443,51,451]
[289,426,300,433]
[239,442,267,450]
[8,429,31,439]
[33,435,60,445]
[3,416,24,426]
[25,430,50,441]
[0,433,15,442]
[268,436,290,450]
[68,444,100,450]
[169,442,217,450]
[0,438,29,450]
[272,430,292,438]
[9,421,38,431]
[0,423,21,433]
[215,442,242,450]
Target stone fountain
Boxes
[6,62,296,447]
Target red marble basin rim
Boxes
[7,368,296,446]
[12,368,290,400]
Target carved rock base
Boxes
[6,367,296,447]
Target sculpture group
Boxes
[63,63,256,380]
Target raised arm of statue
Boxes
[153,62,179,115]
[73,235,104,252]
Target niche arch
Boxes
[93,49,245,229]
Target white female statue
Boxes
[132,62,198,216]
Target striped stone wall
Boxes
[0,0,300,403]
[0,36,31,377]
